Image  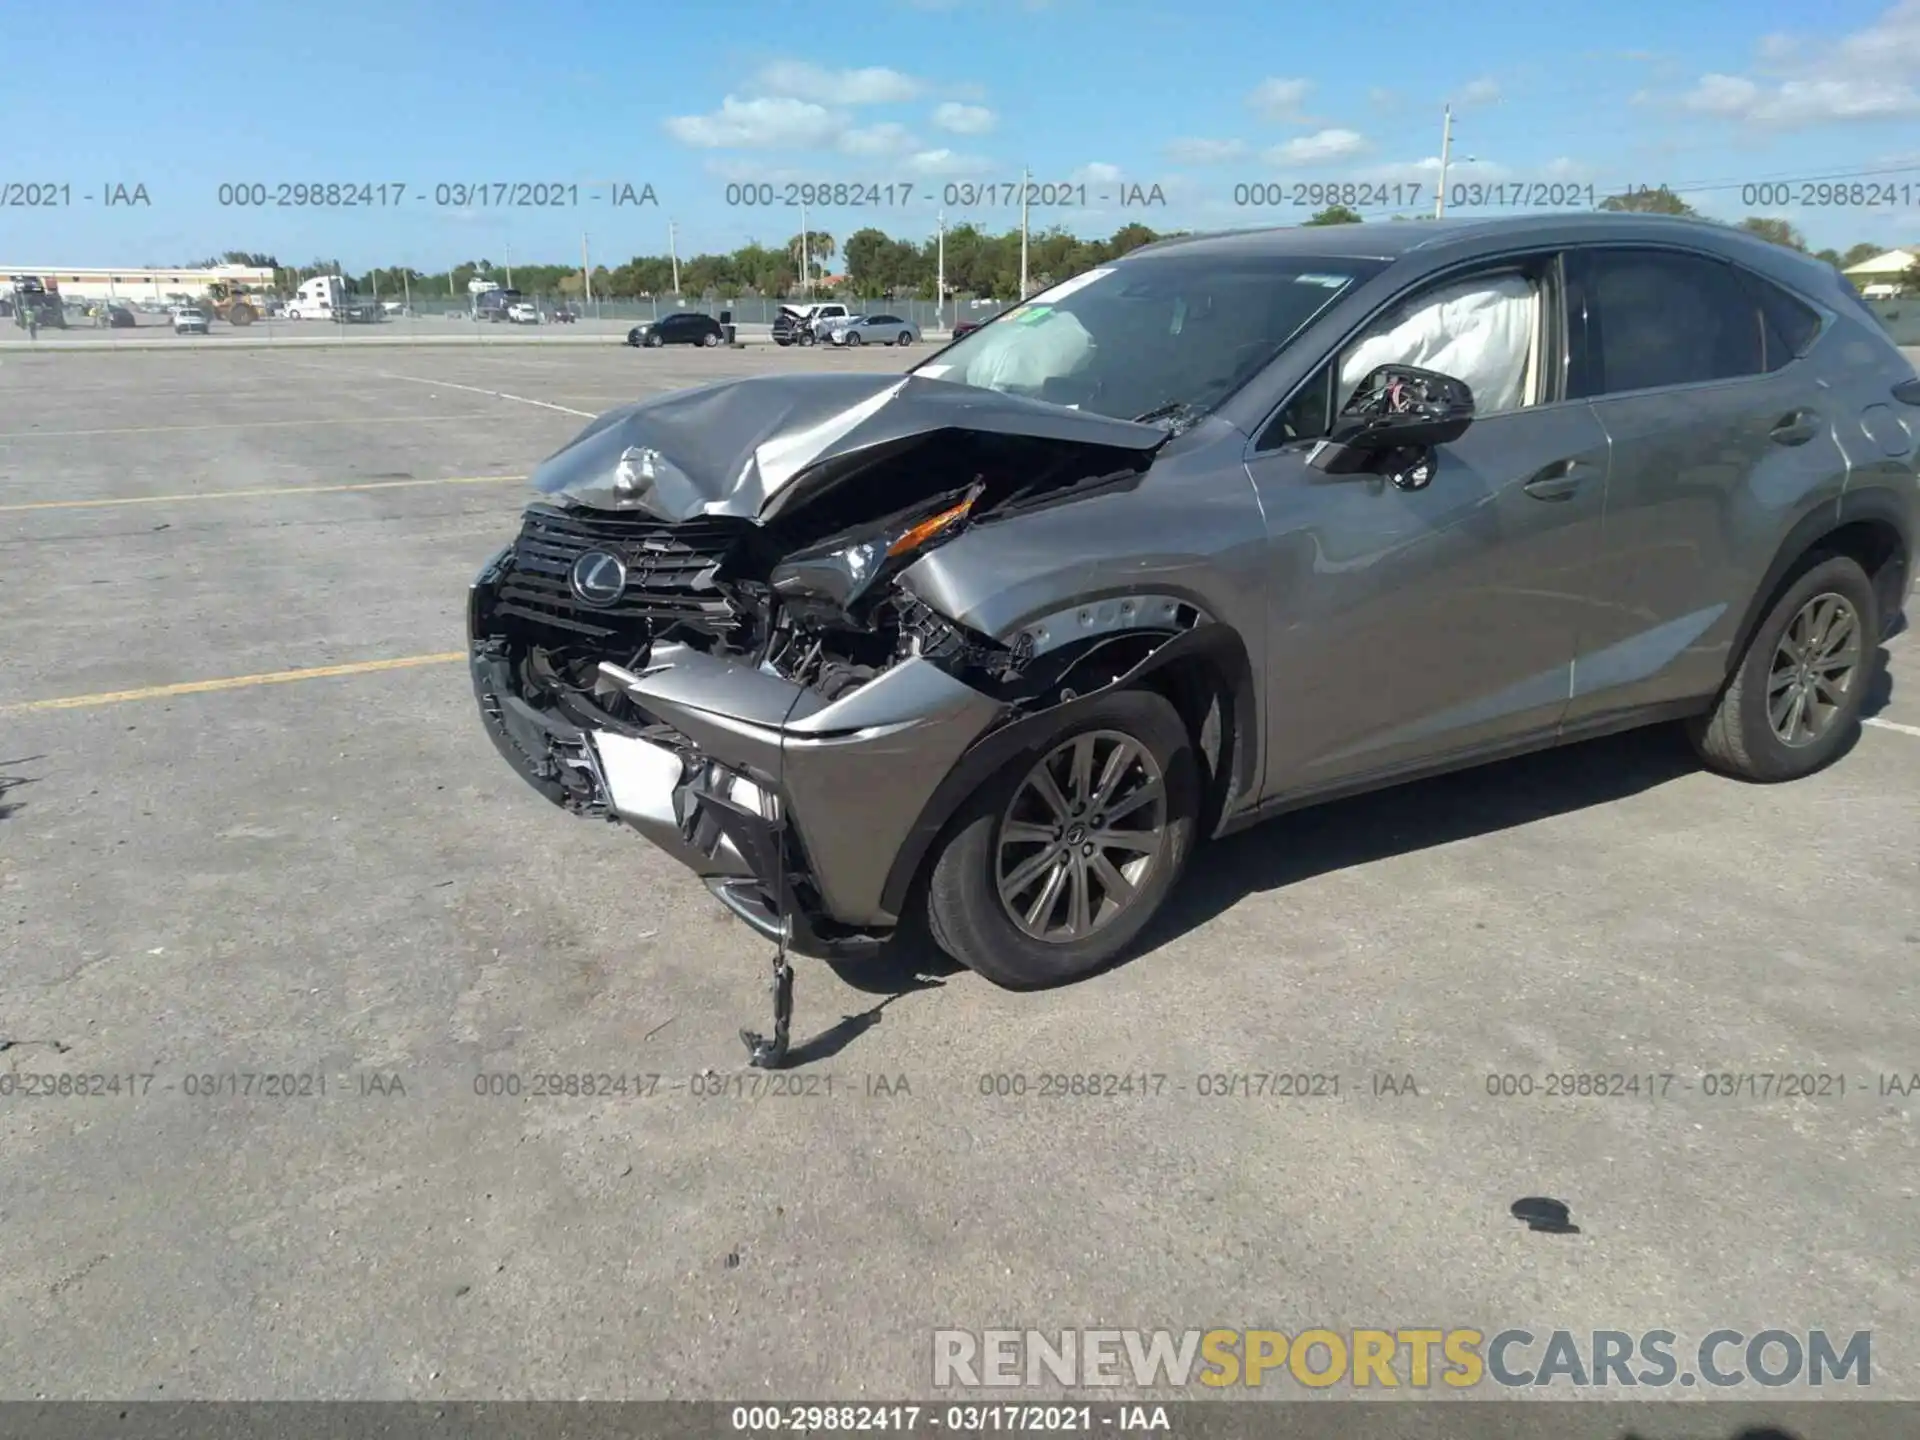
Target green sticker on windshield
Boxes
[1013,304,1054,324]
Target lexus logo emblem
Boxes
[569,550,627,606]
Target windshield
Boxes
[914,256,1372,422]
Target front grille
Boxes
[495,502,752,640]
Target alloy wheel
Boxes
[995,730,1168,943]
[1767,590,1861,747]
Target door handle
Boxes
[1769,410,1821,446]
[1522,460,1583,501]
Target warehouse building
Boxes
[0,264,277,303]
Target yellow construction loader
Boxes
[204,281,261,326]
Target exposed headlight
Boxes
[769,490,979,614]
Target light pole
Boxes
[1018,166,1030,298]
[1434,107,1453,219]
[668,220,680,295]
[936,208,946,332]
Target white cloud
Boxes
[932,101,997,134]
[665,96,848,149]
[1681,73,1920,124]
[1667,1,1920,128]
[839,122,919,156]
[1162,137,1248,165]
[1071,162,1124,185]
[905,148,993,176]
[1248,77,1313,121]
[1264,128,1368,166]
[1457,77,1501,107]
[754,61,923,104]
[1367,87,1399,109]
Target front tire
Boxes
[646,332,663,347]
[1689,553,1879,781]
[926,689,1199,988]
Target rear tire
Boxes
[702,331,720,346]
[1688,553,1879,781]
[926,689,1198,988]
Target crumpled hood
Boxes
[527,371,1167,523]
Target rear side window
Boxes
[1578,249,1767,396]
[1736,269,1822,368]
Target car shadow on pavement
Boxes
[0,756,43,821]
[1146,721,1715,954]
[1860,643,1896,718]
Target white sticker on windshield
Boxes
[1034,267,1113,303]
[1297,274,1350,288]
[916,363,953,378]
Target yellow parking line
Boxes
[0,413,499,439]
[0,653,465,714]
[0,474,527,513]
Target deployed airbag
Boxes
[1339,273,1537,416]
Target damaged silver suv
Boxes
[470,214,1915,1059]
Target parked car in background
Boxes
[551,306,580,324]
[952,318,983,338]
[772,302,851,346]
[627,312,724,348]
[830,314,919,347]
[508,301,540,324]
[468,213,1915,1026]
[173,307,210,335]
[98,304,137,328]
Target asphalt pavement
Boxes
[0,341,1915,1402]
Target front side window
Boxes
[918,255,1376,424]
[1579,249,1766,396]
[1336,270,1543,418]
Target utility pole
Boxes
[798,202,809,299]
[1018,166,1030,298]
[936,208,946,333]
[668,220,680,295]
[582,232,592,306]
[505,243,513,289]
[1434,106,1454,219]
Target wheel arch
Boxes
[1729,488,1912,673]
[875,622,1258,919]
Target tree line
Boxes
[185,195,1911,302]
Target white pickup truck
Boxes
[772,302,851,346]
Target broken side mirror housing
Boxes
[1308,365,1476,477]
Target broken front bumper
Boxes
[468,552,1007,958]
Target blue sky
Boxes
[7,0,1920,270]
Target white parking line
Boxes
[269,361,597,419]
[1864,717,1920,738]
[367,372,596,418]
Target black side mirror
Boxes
[1333,365,1476,449]
[1307,365,1476,487]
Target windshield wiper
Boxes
[1130,399,1205,431]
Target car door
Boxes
[1560,246,1850,724]
[1244,250,1615,793]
